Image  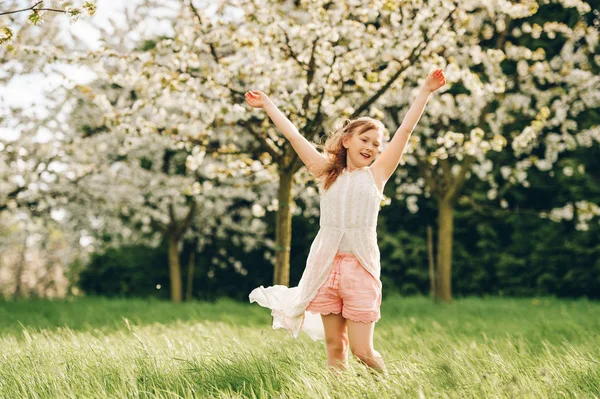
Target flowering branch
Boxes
[0,1,64,17]
[0,1,96,44]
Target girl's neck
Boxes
[343,165,368,173]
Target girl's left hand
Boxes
[423,68,446,93]
[245,90,271,109]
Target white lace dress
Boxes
[248,166,385,341]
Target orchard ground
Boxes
[0,295,598,398]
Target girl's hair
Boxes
[313,116,386,192]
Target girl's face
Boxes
[343,128,383,168]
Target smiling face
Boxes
[342,128,384,170]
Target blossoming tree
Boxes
[176,0,460,288]
[381,0,599,301]
[122,0,598,300]
[2,1,275,302]
[4,0,597,304]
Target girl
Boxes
[248,69,446,375]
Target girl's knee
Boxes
[326,337,349,357]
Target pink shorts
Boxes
[306,250,382,323]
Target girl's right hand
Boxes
[245,90,271,109]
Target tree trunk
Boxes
[186,245,196,302]
[274,169,293,286]
[42,261,57,298]
[435,199,454,303]
[427,225,436,301]
[13,236,27,299]
[167,235,183,303]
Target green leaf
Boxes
[0,27,14,45]
[28,11,43,26]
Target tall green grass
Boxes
[0,295,598,398]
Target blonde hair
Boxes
[313,116,386,192]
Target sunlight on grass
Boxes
[0,295,598,398]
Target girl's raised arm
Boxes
[245,90,327,176]
[371,69,446,185]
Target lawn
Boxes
[0,295,598,398]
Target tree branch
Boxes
[0,1,66,16]
[187,0,202,24]
[174,198,197,237]
[291,151,304,174]
[303,53,338,140]
[350,3,458,119]
[416,158,440,197]
[278,24,309,71]
[150,218,168,233]
[439,157,454,187]
[168,202,176,229]
[238,119,283,163]
[301,37,320,112]
[447,155,476,203]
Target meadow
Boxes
[0,295,598,398]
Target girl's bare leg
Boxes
[346,319,387,374]
[321,313,349,372]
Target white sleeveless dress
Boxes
[249,166,385,341]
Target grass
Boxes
[0,295,598,398]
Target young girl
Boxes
[248,69,446,375]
